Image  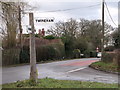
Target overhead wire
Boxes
[104,2,117,26]
[30,3,101,13]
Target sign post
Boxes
[29,13,38,82]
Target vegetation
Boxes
[73,49,81,58]
[1,1,119,87]
[104,46,115,51]
[2,78,118,88]
[90,50,120,73]
[19,39,65,64]
[2,48,20,66]
[101,52,115,63]
[1,2,19,48]
[43,35,56,40]
[90,61,119,73]
[0,2,117,66]
[112,26,120,49]
[36,43,65,61]
[47,18,114,58]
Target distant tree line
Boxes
[47,18,116,58]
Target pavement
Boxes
[1,58,118,84]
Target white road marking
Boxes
[67,67,87,73]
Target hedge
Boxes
[36,43,65,61]
[19,41,65,63]
[101,52,115,63]
[2,48,20,66]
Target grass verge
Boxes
[2,78,118,88]
[89,61,119,73]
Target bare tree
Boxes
[47,18,78,56]
[0,1,27,48]
[1,2,19,48]
[47,18,78,38]
[47,18,113,52]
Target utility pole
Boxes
[18,5,23,48]
[102,0,105,55]
[29,13,37,82]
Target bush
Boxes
[20,41,65,63]
[90,51,97,57]
[35,34,39,37]
[2,48,20,66]
[73,49,81,58]
[19,46,30,63]
[113,49,120,66]
[36,43,65,61]
[101,52,115,63]
[83,49,91,58]
[44,35,55,40]
[104,46,115,51]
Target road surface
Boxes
[2,58,118,84]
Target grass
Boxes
[89,61,119,73]
[2,78,118,88]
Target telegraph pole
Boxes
[102,0,105,55]
[29,13,37,82]
[18,5,23,48]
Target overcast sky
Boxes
[22,0,118,33]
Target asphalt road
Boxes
[2,58,118,84]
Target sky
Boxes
[21,0,118,33]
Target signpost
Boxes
[29,13,37,82]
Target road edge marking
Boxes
[67,67,87,73]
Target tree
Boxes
[78,19,113,50]
[47,18,113,57]
[47,18,78,57]
[0,1,27,48]
[48,18,78,37]
[1,2,19,48]
[112,26,120,49]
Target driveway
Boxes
[2,58,118,84]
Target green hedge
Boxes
[83,49,91,58]
[113,49,120,66]
[36,43,65,61]
[43,35,55,40]
[2,48,20,66]
[19,42,65,63]
[90,51,97,57]
[19,46,30,63]
[73,49,81,58]
[101,52,115,63]
[104,46,115,51]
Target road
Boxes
[2,58,118,84]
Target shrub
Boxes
[35,34,39,37]
[36,43,65,61]
[101,52,115,63]
[104,46,115,51]
[19,46,30,63]
[73,49,81,58]
[83,49,91,58]
[113,49,120,66]
[20,39,65,63]
[44,35,55,40]
[90,51,97,57]
[2,48,20,66]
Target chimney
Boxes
[42,28,45,36]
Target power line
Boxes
[36,3,101,13]
[104,2,117,26]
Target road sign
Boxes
[35,17,55,23]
